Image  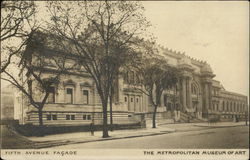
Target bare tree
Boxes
[134,55,180,128]
[1,31,75,130]
[1,1,37,73]
[46,1,150,138]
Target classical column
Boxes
[181,78,187,110]
[92,81,95,106]
[186,77,192,109]
[208,83,212,110]
[204,82,212,111]
[127,95,130,111]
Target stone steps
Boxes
[179,112,205,123]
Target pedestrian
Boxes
[90,122,94,136]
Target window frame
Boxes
[65,87,74,104]
[82,89,89,104]
[48,86,56,103]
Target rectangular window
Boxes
[52,115,57,120]
[66,115,70,120]
[136,98,139,103]
[82,90,89,104]
[87,115,91,120]
[124,97,127,102]
[47,114,57,120]
[66,115,75,120]
[83,115,91,120]
[131,98,133,102]
[47,115,51,120]
[66,88,73,104]
[48,87,55,103]
[83,115,87,120]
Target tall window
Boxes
[48,86,55,103]
[191,84,197,95]
[129,71,135,84]
[66,88,73,104]
[222,101,225,111]
[124,72,129,83]
[82,90,89,104]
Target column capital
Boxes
[201,77,213,84]
[181,72,193,79]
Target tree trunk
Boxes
[102,102,109,138]
[109,94,113,131]
[152,105,158,128]
[38,107,43,126]
[37,106,44,136]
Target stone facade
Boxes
[13,42,248,126]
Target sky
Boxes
[1,1,249,98]
[142,1,249,97]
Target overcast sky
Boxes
[142,1,249,97]
[2,1,249,98]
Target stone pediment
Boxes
[80,82,92,87]
[63,79,76,86]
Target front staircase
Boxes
[179,112,206,123]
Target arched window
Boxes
[191,83,198,95]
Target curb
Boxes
[193,124,247,128]
[34,130,174,149]
[31,125,249,148]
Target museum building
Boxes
[13,34,248,126]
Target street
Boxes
[52,126,249,149]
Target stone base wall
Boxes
[25,111,142,126]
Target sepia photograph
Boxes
[1,1,249,160]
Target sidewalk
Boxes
[28,126,175,148]
[26,121,248,149]
[193,121,248,127]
